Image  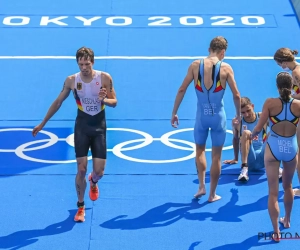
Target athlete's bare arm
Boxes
[223,63,241,118]
[291,99,300,117]
[223,117,240,164]
[252,99,271,138]
[101,72,117,108]
[171,61,198,128]
[292,68,300,100]
[292,99,300,147]
[258,111,269,130]
[32,76,73,137]
[232,117,241,159]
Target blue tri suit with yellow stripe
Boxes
[194,60,226,147]
[268,98,299,162]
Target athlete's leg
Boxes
[238,130,255,181]
[74,122,91,222]
[264,143,281,241]
[294,152,300,196]
[74,126,90,203]
[89,131,107,201]
[294,125,300,196]
[194,144,207,198]
[252,143,266,171]
[76,157,88,203]
[280,156,297,228]
[208,127,226,202]
[240,130,252,165]
[255,144,283,179]
[208,145,223,202]
[194,123,209,198]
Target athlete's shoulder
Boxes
[100,71,111,77]
[64,74,76,87]
[292,98,300,104]
[264,97,278,106]
[292,66,300,78]
[292,99,300,112]
[267,97,278,101]
[220,61,232,69]
[293,64,300,72]
[190,59,201,68]
[188,60,200,72]
[220,62,234,76]
[100,71,112,80]
[191,60,201,65]
[67,74,76,80]
[99,71,113,86]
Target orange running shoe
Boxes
[74,207,85,222]
[88,173,99,201]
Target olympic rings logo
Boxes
[0,128,233,164]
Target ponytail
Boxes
[291,49,298,55]
[279,88,291,102]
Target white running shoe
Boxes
[238,167,249,182]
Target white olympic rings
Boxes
[0,128,233,164]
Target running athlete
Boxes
[171,36,241,202]
[223,97,283,182]
[274,48,300,196]
[32,47,117,222]
[251,72,300,241]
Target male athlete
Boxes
[223,97,283,181]
[171,36,241,202]
[32,47,117,222]
[274,48,300,196]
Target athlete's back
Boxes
[193,57,229,94]
[191,57,240,147]
[171,36,241,203]
[252,72,300,162]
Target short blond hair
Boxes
[209,36,228,52]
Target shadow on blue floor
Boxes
[100,190,283,231]
[191,163,267,187]
[210,234,278,250]
[0,209,82,250]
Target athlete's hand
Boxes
[32,124,44,137]
[250,132,258,140]
[99,87,107,101]
[232,116,241,127]
[223,159,238,164]
[171,114,179,128]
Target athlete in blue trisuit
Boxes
[273,47,300,197]
[223,97,283,182]
[251,72,300,241]
[171,36,241,202]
